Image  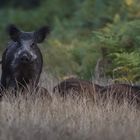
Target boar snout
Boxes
[19,52,32,64]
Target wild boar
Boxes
[0,24,50,91]
[53,77,104,98]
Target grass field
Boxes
[0,72,140,140]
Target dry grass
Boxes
[0,72,140,140]
[0,89,140,140]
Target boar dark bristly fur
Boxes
[53,78,140,105]
[0,24,50,92]
[101,84,140,105]
[53,77,104,98]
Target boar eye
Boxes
[31,43,35,48]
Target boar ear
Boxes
[34,26,50,43]
[7,24,21,42]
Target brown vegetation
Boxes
[0,74,140,139]
[0,90,140,140]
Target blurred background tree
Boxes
[0,0,139,82]
[0,0,40,9]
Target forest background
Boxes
[0,0,139,83]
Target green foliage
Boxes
[91,20,140,81]
[71,39,101,79]
[43,39,79,78]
